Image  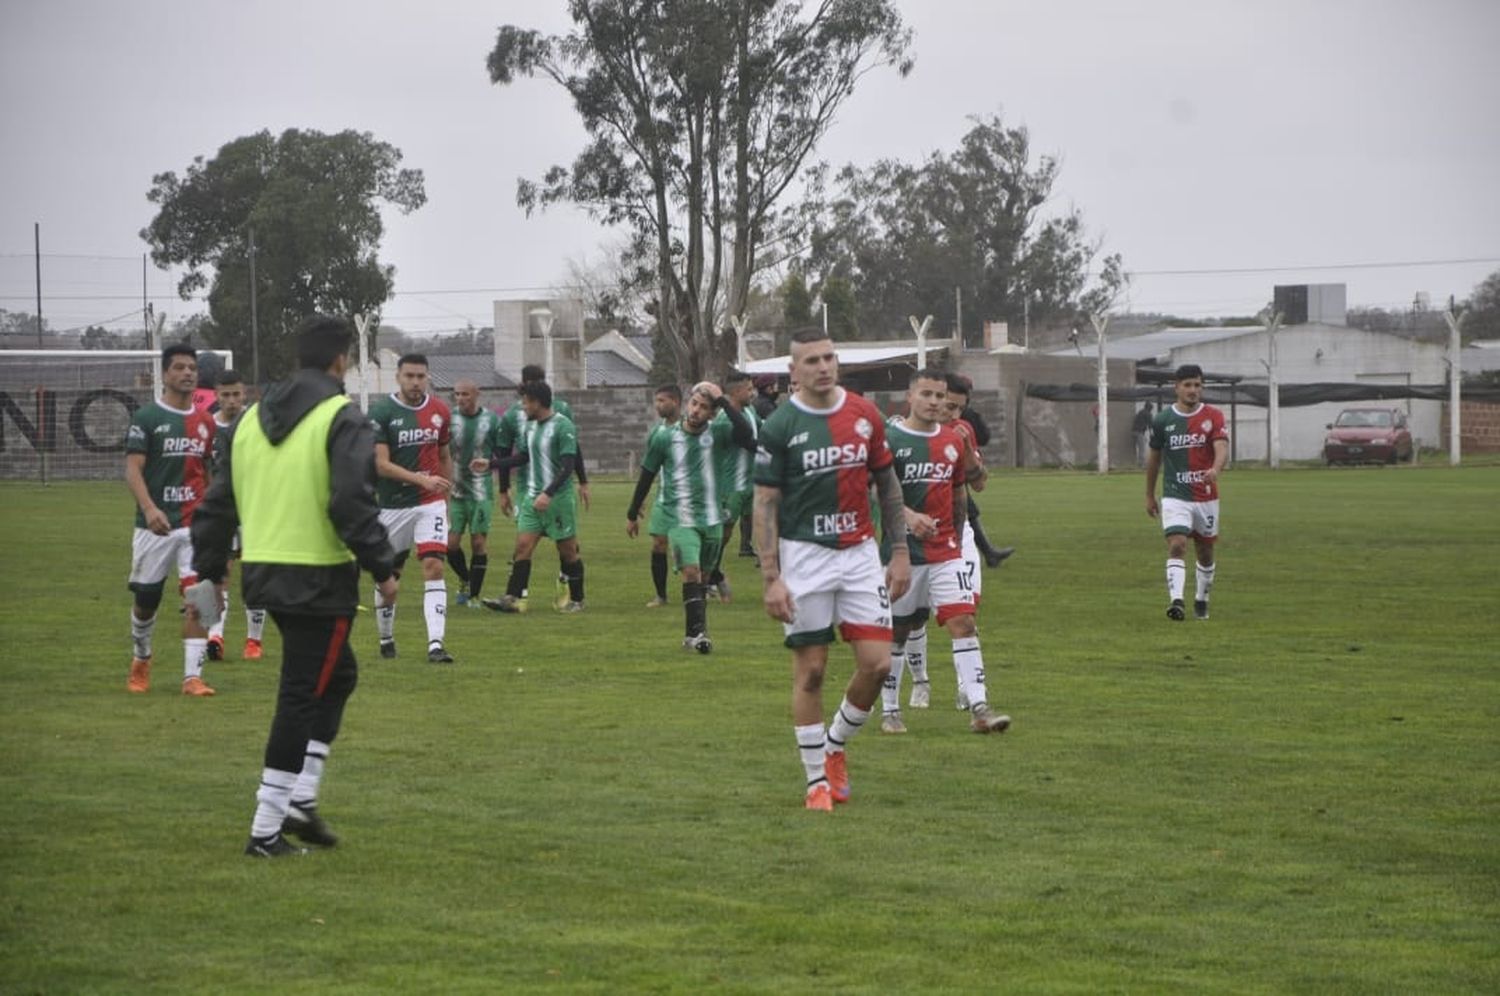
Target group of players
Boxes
[121,330,1227,811]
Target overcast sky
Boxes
[2,0,1497,337]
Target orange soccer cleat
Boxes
[824,750,850,804]
[804,783,834,812]
[242,638,263,661]
[181,676,217,697]
[127,657,151,693]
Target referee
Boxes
[192,315,397,857]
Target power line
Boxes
[1129,256,1500,277]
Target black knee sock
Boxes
[469,554,488,598]
[738,518,754,553]
[506,559,532,599]
[650,551,669,599]
[449,547,469,584]
[683,582,707,636]
[566,560,585,603]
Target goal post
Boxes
[0,349,232,483]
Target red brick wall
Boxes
[1442,401,1500,453]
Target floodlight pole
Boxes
[530,307,556,383]
[248,228,260,389]
[1444,303,1466,466]
[1091,312,1111,474]
[148,310,167,400]
[730,314,748,370]
[908,314,933,369]
[1264,310,1283,469]
[354,313,372,412]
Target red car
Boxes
[1323,407,1414,465]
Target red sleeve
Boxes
[862,398,893,472]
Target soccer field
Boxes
[2,467,1497,993]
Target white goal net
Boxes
[0,349,232,482]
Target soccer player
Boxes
[879,370,1011,735]
[1145,363,1229,621]
[626,381,755,652]
[447,379,503,607]
[705,369,761,597]
[754,330,911,811]
[191,314,398,857]
[483,381,587,613]
[203,369,269,662]
[123,343,217,697]
[496,364,591,606]
[368,354,456,663]
[640,384,682,608]
[944,374,1014,568]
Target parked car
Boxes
[1323,407,1414,465]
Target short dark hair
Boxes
[520,364,546,384]
[654,383,682,402]
[297,315,354,371]
[216,370,244,388]
[1174,364,1204,382]
[945,372,972,397]
[723,369,751,389]
[790,328,830,346]
[908,367,947,388]
[161,343,196,371]
[520,379,553,409]
[397,353,429,370]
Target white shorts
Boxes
[1161,497,1220,542]
[129,527,196,591]
[891,558,976,626]
[960,522,983,602]
[379,503,449,558]
[779,537,892,646]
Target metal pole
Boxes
[1266,311,1283,469]
[530,307,556,383]
[149,311,166,401]
[908,315,933,369]
[248,228,260,388]
[1023,295,1030,350]
[821,301,828,337]
[731,314,748,370]
[955,286,963,348]
[354,314,372,412]
[1444,304,1466,466]
[34,222,43,347]
[1091,312,1110,473]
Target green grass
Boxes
[2,465,1497,993]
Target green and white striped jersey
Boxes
[515,412,579,500]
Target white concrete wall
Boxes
[1173,324,1445,461]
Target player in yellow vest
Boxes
[193,315,397,857]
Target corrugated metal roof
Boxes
[424,354,515,390]
[1045,325,1265,364]
[585,351,651,386]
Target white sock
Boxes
[251,767,297,839]
[375,585,395,641]
[1166,558,1186,601]
[881,644,906,714]
[906,626,929,682]
[1195,561,1216,602]
[184,637,207,681]
[952,636,987,708]
[209,588,228,641]
[826,697,871,753]
[246,607,266,641]
[131,612,156,660]
[795,723,827,788]
[423,580,446,647]
[291,740,330,808]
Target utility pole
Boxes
[908,314,933,368]
[1023,295,1030,350]
[955,286,963,348]
[1090,311,1111,474]
[248,228,261,388]
[1443,299,1466,466]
